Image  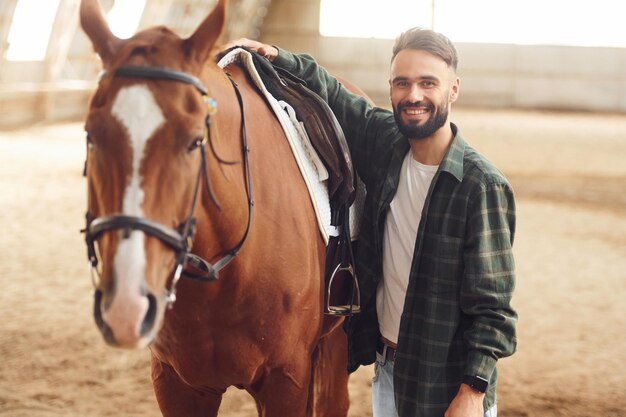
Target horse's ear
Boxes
[185,0,228,64]
[80,0,122,67]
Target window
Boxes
[5,0,147,62]
[320,0,432,39]
[5,0,61,61]
[107,0,147,39]
[434,0,626,48]
[320,0,626,47]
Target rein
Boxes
[83,65,253,307]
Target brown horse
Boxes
[79,0,349,415]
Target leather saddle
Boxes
[235,48,360,316]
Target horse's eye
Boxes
[187,136,205,152]
[86,132,95,149]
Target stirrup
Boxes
[325,263,360,316]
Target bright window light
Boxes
[320,0,626,48]
[320,0,432,39]
[5,0,61,61]
[435,0,626,48]
[107,0,146,39]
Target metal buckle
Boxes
[166,262,185,309]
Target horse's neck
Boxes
[195,62,323,272]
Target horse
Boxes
[79,0,350,415]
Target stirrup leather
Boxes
[324,205,360,316]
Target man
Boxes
[225,27,517,417]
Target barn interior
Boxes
[0,1,625,416]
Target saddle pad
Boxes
[218,48,364,243]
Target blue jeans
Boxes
[372,350,498,417]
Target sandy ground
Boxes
[0,108,625,417]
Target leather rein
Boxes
[82,65,254,307]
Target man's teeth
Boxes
[405,108,428,115]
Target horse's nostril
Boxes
[140,293,157,337]
[93,289,115,345]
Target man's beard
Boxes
[393,101,449,140]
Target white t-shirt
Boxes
[376,151,438,344]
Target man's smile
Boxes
[404,107,429,116]
[400,104,432,123]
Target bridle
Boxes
[82,65,254,307]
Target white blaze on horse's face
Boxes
[113,84,165,216]
[103,84,165,348]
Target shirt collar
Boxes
[438,123,466,182]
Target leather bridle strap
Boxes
[182,77,253,282]
[102,65,209,96]
[89,215,188,252]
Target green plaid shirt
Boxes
[274,49,517,417]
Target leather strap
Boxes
[101,65,209,96]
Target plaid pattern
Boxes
[274,50,517,417]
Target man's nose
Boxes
[405,84,424,103]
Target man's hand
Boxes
[221,38,278,61]
[444,384,485,417]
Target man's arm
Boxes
[221,39,394,185]
[445,383,486,417]
[462,180,517,378]
[445,180,517,417]
[222,38,373,126]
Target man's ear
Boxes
[449,77,460,103]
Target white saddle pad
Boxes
[218,48,364,243]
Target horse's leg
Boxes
[249,356,313,417]
[151,356,224,417]
[313,323,350,417]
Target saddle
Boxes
[241,48,360,316]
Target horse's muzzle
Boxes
[93,289,158,348]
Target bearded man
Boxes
[227,27,517,417]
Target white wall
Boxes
[261,0,626,113]
[457,43,626,112]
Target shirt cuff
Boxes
[465,350,497,380]
[271,46,298,71]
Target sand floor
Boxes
[1,108,625,416]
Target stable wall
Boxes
[261,0,626,113]
[1,0,625,130]
[0,0,270,129]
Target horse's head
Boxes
[80,0,228,348]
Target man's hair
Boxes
[392,27,458,71]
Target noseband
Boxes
[82,65,253,307]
